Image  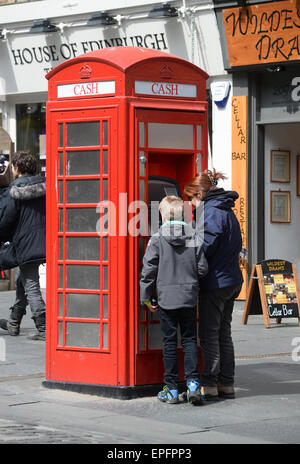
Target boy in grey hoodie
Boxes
[140,196,208,404]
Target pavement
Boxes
[0,290,300,446]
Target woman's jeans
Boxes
[159,307,200,390]
[198,284,242,387]
[13,263,46,318]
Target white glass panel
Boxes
[67,121,100,147]
[59,265,63,288]
[67,208,98,232]
[139,325,145,351]
[103,179,108,201]
[103,150,108,174]
[103,121,108,145]
[197,126,202,149]
[59,209,63,232]
[148,123,194,149]
[67,180,100,204]
[66,150,100,176]
[148,323,163,350]
[67,236,100,261]
[59,181,63,204]
[58,322,63,345]
[103,324,108,348]
[139,179,145,202]
[139,303,146,322]
[59,124,63,147]
[103,266,108,290]
[103,237,108,261]
[139,151,145,176]
[59,152,63,175]
[196,153,202,173]
[103,294,108,319]
[66,293,100,318]
[66,322,100,348]
[59,293,63,317]
[139,122,145,147]
[66,265,100,290]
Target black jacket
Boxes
[194,188,243,291]
[140,221,208,309]
[0,174,46,266]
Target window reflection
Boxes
[16,102,46,176]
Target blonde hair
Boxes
[159,196,184,223]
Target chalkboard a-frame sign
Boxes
[242,260,300,328]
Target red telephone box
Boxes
[43,47,208,398]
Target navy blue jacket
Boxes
[0,174,46,266]
[194,188,243,291]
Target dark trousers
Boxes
[198,284,242,387]
[159,307,200,390]
[14,263,46,318]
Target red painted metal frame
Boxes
[46,103,119,385]
[132,106,207,385]
[46,47,208,389]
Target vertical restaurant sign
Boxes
[232,96,247,299]
[223,0,300,67]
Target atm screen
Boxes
[148,176,182,234]
[148,176,182,202]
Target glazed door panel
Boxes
[47,107,118,385]
[135,108,207,385]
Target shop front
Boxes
[0,0,228,290]
[0,0,226,161]
[214,0,300,289]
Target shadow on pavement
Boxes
[235,360,300,398]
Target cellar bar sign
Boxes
[242,260,300,328]
[223,0,300,67]
[262,260,299,318]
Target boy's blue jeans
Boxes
[159,307,200,390]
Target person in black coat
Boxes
[184,169,243,401]
[0,151,46,340]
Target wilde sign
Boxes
[223,0,300,67]
[242,260,300,328]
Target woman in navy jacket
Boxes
[184,169,243,401]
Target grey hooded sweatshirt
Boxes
[140,221,208,309]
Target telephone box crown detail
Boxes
[80,64,92,79]
[160,64,173,79]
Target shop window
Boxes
[16,102,46,176]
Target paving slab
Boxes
[0,291,300,444]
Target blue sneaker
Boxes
[187,380,204,405]
[157,385,179,404]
